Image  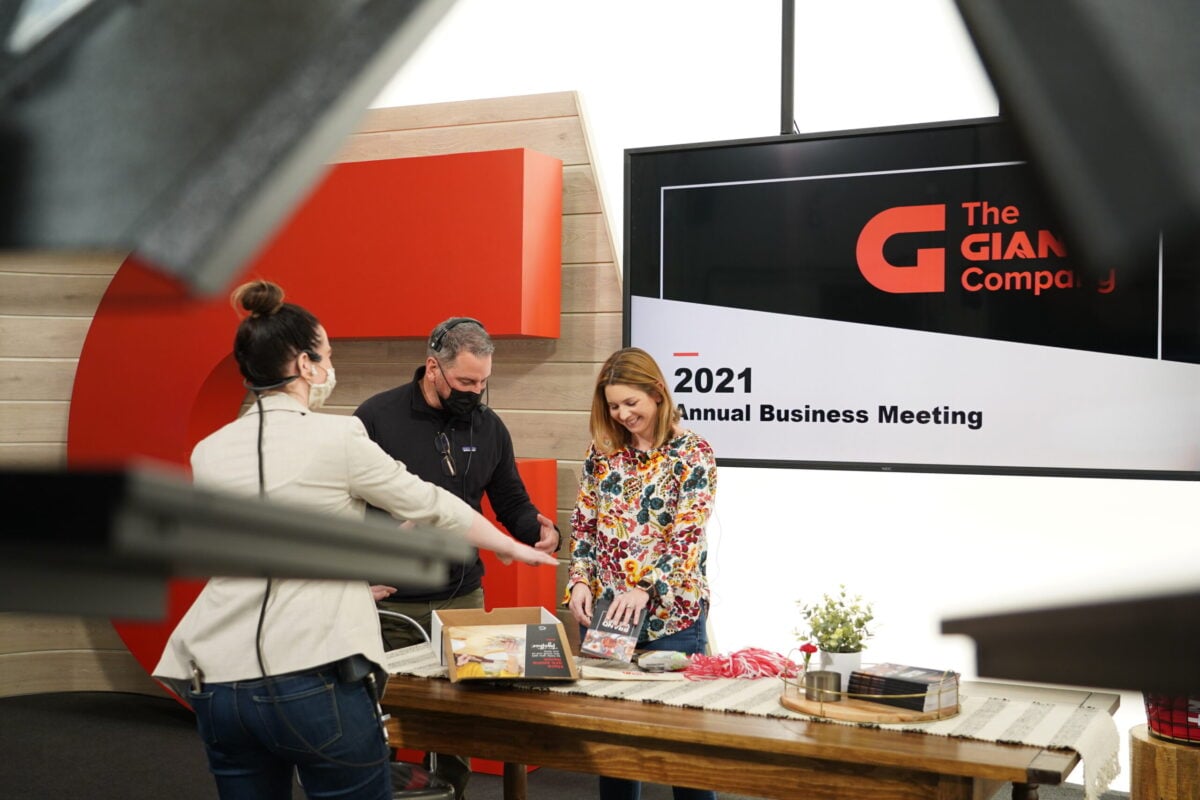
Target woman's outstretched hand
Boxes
[502,538,558,567]
[465,514,558,566]
[369,584,398,601]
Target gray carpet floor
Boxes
[0,692,1129,799]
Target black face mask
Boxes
[434,362,482,418]
[443,386,482,418]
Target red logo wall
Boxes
[67,148,563,676]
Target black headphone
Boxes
[429,317,483,352]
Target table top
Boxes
[382,675,1118,788]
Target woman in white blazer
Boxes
[154,280,556,800]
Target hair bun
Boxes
[230,280,285,319]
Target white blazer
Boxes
[154,393,474,685]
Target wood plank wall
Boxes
[0,91,621,696]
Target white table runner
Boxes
[386,645,1118,800]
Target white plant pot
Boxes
[817,649,862,693]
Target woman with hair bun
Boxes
[566,347,718,800]
[154,280,556,800]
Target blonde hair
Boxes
[589,347,680,453]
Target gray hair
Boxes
[426,317,495,365]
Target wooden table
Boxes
[382,677,1118,800]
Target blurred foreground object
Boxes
[1,465,472,618]
[0,0,455,295]
[943,590,1200,693]
[955,0,1200,274]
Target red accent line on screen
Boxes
[673,352,700,357]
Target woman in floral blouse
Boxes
[566,347,717,800]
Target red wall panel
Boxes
[65,148,563,680]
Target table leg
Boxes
[1012,783,1039,800]
[502,762,527,800]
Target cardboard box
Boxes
[433,606,579,683]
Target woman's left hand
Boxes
[607,588,650,627]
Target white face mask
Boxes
[306,364,336,409]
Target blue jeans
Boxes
[186,663,392,800]
[591,605,717,800]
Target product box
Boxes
[432,606,579,683]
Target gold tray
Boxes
[779,674,960,723]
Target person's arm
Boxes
[461,513,553,564]
[648,436,718,609]
[352,396,379,440]
[345,417,555,566]
[565,446,601,625]
[481,419,559,551]
[352,395,406,526]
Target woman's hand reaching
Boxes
[501,538,558,567]
[369,584,397,601]
[466,513,558,567]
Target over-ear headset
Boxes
[429,317,483,352]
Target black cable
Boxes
[254,391,267,496]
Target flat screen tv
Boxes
[624,119,1200,478]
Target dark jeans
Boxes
[589,605,717,800]
[186,663,391,800]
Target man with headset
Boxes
[354,317,559,799]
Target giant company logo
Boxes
[855,201,1115,296]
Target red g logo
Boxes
[856,204,946,293]
[66,148,563,683]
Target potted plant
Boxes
[796,585,874,692]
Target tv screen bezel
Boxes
[622,118,1200,482]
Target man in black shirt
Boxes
[354,317,559,798]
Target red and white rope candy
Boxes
[683,648,801,680]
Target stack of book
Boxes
[848,663,960,712]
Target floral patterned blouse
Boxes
[566,430,717,642]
